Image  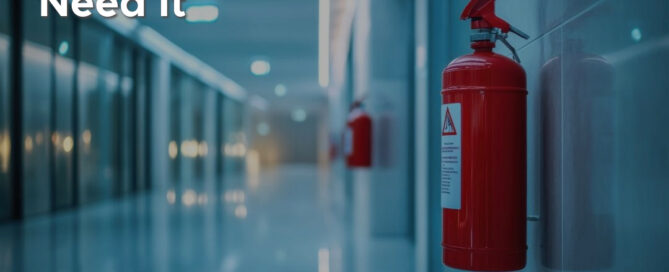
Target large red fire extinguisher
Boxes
[346,101,372,168]
[441,0,529,271]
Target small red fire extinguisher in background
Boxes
[346,101,372,168]
[441,0,529,271]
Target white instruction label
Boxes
[441,103,461,209]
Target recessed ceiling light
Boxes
[631,28,642,42]
[291,108,307,122]
[274,84,287,97]
[185,5,219,23]
[256,122,270,136]
[58,41,69,55]
[250,59,271,76]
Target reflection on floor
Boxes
[0,164,414,272]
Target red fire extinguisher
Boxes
[346,101,372,168]
[441,0,529,271]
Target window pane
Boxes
[22,0,52,216]
[53,16,75,209]
[223,99,245,182]
[133,51,149,192]
[178,74,198,189]
[216,94,224,185]
[77,21,117,204]
[201,88,217,188]
[168,68,182,186]
[0,0,11,220]
[113,39,134,196]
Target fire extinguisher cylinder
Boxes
[346,103,372,168]
[441,0,529,271]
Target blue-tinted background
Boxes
[1,0,668,271]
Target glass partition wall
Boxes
[22,0,53,216]
[0,6,245,221]
[0,0,10,220]
[52,12,76,210]
[167,68,230,199]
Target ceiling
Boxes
[139,0,327,111]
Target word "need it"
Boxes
[41,0,186,18]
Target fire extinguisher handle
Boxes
[510,25,530,40]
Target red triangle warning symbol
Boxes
[442,108,457,136]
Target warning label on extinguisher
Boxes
[441,103,461,210]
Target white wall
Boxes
[349,0,414,237]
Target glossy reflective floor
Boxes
[0,165,413,272]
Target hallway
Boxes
[1,0,668,271]
[0,165,412,272]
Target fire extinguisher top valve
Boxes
[350,100,364,112]
[461,0,529,63]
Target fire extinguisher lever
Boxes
[499,33,522,63]
[500,25,529,63]
[499,25,528,63]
